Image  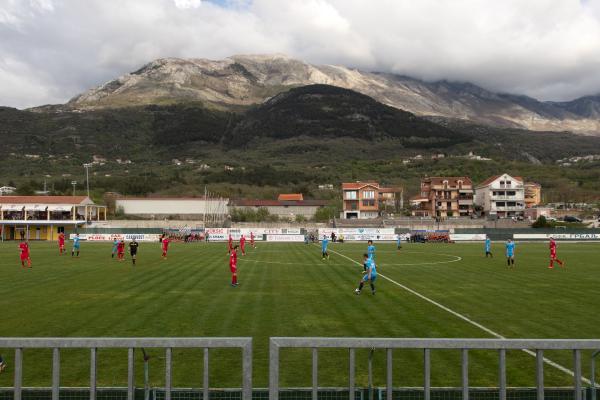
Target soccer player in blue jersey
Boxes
[396,235,402,251]
[485,236,492,258]
[367,240,376,259]
[505,239,515,268]
[321,235,329,260]
[71,233,81,257]
[111,238,119,258]
[356,253,376,295]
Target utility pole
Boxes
[203,185,208,226]
[71,181,77,196]
[83,163,92,198]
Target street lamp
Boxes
[71,181,77,196]
[83,163,92,198]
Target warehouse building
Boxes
[115,197,229,221]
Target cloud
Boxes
[173,0,202,9]
[1,0,600,108]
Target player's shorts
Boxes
[230,266,237,273]
[59,243,65,248]
[73,244,80,249]
[20,253,29,261]
[362,273,376,282]
[130,250,137,256]
[506,253,514,258]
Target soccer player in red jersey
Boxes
[228,234,233,254]
[548,237,564,269]
[240,234,246,256]
[250,232,255,248]
[161,236,170,259]
[117,240,126,261]
[19,240,31,268]
[58,232,65,255]
[230,244,239,287]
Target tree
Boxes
[532,215,551,228]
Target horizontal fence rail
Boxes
[269,338,600,400]
[0,337,253,400]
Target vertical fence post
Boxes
[242,341,253,400]
[498,349,506,400]
[312,348,318,400]
[387,349,393,400]
[592,351,598,400]
[90,348,97,400]
[574,350,582,400]
[349,349,355,400]
[52,348,60,400]
[165,348,172,400]
[204,348,209,400]
[462,349,469,400]
[368,349,374,400]
[128,348,135,400]
[14,348,22,400]
[269,340,279,400]
[424,349,431,400]
[536,349,544,400]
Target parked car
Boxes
[563,216,582,223]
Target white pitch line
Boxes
[326,245,590,384]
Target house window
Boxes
[362,199,375,207]
[363,190,375,199]
[506,181,512,186]
[346,191,357,200]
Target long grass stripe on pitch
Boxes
[323,244,591,384]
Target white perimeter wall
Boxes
[116,199,228,215]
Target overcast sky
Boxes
[1,0,600,108]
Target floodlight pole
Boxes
[71,181,77,197]
[83,163,92,198]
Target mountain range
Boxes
[62,54,600,135]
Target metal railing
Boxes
[0,337,253,400]
[268,338,600,400]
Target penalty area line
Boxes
[325,245,590,384]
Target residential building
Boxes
[524,182,542,208]
[341,182,402,219]
[0,186,16,195]
[410,177,474,217]
[0,196,107,240]
[475,174,526,217]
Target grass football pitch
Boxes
[0,240,598,388]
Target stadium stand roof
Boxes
[0,196,94,205]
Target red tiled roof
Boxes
[0,196,92,205]
[378,187,401,193]
[233,199,328,207]
[477,174,523,188]
[422,176,472,186]
[342,181,380,190]
[277,194,304,201]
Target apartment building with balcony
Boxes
[341,182,402,219]
[524,182,542,208]
[410,177,474,218]
[475,174,525,217]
